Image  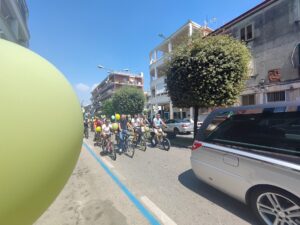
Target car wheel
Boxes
[250,186,300,225]
[174,128,179,136]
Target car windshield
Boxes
[7,1,300,225]
[181,118,192,123]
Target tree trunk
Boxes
[193,106,199,140]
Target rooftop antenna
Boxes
[204,17,217,28]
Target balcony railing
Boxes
[114,81,143,86]
[149,94,170,105]
[151,76,166,89]
[98,82,114,95]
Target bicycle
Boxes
[116,130,135,158]
[90,122,95,132]
[143,126,152,143]
[150,127,171,151]
[94,131,102,147]
[132,127,147,151]
[101,134,116,161]
[84,126,89,139]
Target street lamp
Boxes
[158,33,167,40]
[97,65,131,73]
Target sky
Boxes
[27,0,263,105]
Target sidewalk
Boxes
[34,146,148,225]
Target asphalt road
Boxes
[35,132,259,225]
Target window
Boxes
[246,24,253,40]
[242,94,255,105]
[202,108,300,161]
[166,119,175,124]
[267,91,285,102]
[240,27,246,41]
[240,24,254,41]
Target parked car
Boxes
[164,118,203,136]
[164,118,193,135]
[191,102,300,225]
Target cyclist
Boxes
[90,117,94,131]
[83,119,89,138]
[140,114,150,126]
[93,117,103,141]
[131,114,142,143]
[152,113,166,136]
[118,114,132,153]
[101,119,112,141]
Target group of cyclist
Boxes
[83,113,167,153]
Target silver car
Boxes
[164,119,194,135]
[191,102,300,225]
[164,118,202,136]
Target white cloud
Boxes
[75,83,90,92]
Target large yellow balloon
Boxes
[0,39,83,225]
[115,113,121,121]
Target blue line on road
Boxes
[83,142,161,225]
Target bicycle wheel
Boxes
[126,138,135,158]
[150,133,157,147]
[101,140,107,154]
[108,140,116,161]
[162,137,171,151]
[140,136,147,151]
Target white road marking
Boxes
[141,196,177,225]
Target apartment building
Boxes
[149,20,212,120]
[91,71,144,112]
[0,0,30,47]
[212,0,300,105]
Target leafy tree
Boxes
[166,35,251,138]
[112,87,145,115]
[101,99,114,116]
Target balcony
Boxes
[151,76,166,89]
[98,82,114,95]
[150,54,169,72]
[114,81,143,86]
[100,90,114,101]
[149,94,170,105]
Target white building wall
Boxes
[149,20,211,119]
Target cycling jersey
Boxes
[102,124,111,135]
[120,119,128,130]
[153,118,163,127]
[131,118,140,127]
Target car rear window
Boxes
[200,106,300,162]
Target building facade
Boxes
[149,20,211,120]
[212,0,300,105]
[0,0,30,47]
[91,71,144,113]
